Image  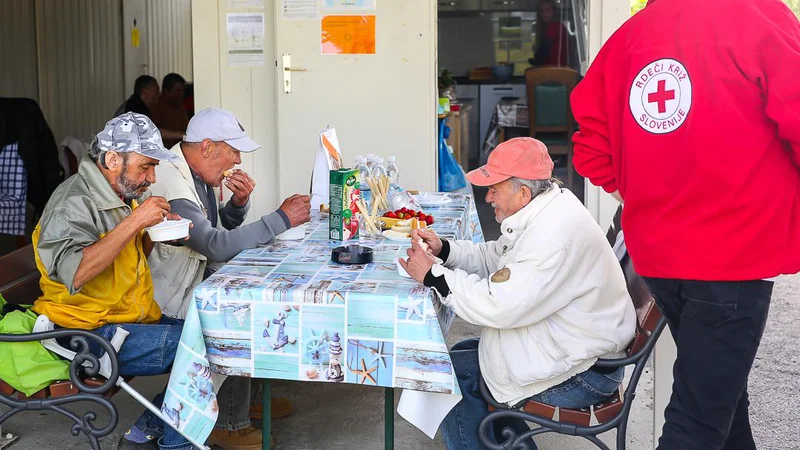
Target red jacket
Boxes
[571,0,800,280]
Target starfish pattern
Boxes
[304,328,329,363]
[328,291,344,304]
[349,358,377,385]
[368,341,391,369]
[398,297,423,320]
[197,289,217,311]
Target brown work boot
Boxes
[206,426,273,450]
[250,397,293,420]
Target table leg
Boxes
[263,379,271,450]
[384,388,394,450]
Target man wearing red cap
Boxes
[401,137,636,449]
[570,0,800,448]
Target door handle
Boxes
[281,54,306,93]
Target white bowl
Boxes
[146,218,192,242]
[276,223,307,241]
[397,258,411,278]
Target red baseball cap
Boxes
[466,137,554,187]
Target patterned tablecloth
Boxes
[161,193,484,443]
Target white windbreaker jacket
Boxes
[435,187,636,405]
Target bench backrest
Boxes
[0,245,42,305]
[621,251,662,356]
[607,205,662,357]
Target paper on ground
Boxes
[397,389,462,439]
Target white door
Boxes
[273,1,438,200]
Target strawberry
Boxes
[400,207,408,213]
[425,215,434,225]
[397,212,405,219]
[385,211,397,218]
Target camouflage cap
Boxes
[95,112,180,162]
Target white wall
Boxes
[192,0,438,218]
[191,0,279,220]
[583,0,627,230]
[123,0,194,94]
[123,0,149,95]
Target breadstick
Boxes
[356,199,380,235]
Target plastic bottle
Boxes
[365,154,376,171]
[386,156,400,187]
[355,156,371,205]
[371,157,388,180]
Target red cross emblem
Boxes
[647,80,676,114]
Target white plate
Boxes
[382,230,411,242]
[412,193,452,207]
[276,223,307,241]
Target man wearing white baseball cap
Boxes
[141,108,309,450]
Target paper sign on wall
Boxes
[228,0,264,8]
[282,0,319,20]
[323,0,376,10]
[227,13,265,66]
[321,15,376,55]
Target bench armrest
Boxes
[0,329,120,396]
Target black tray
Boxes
[331,245,374,265]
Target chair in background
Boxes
[525,67,579,190]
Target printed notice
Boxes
[323,0,376,10]
[227,13,265,66]
[282,0,319,20]
[321,15,376,55]
[228,0,264,8]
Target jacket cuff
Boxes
[262,211,289,237]
[602,181,619,194]
[275,209,292,229]
[438,240,451,263]
[424,268,450,297]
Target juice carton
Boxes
[329,168,360,241]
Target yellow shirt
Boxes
[31,159,161,329]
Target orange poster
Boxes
[321,15,376,55]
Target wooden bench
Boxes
[0,245,122,450]
[477,207,668,450]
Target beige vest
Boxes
[147,144,221,318]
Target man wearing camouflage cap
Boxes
[31,113,194,450]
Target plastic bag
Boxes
[438,122,467,192]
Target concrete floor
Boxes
[2,188,798,449]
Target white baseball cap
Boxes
[184,108,260,153]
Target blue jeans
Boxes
[91,316,192,450]
[215,377,261,431]
[441,338,624,450]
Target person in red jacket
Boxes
[530,0,569,67]
[570,0,800,448]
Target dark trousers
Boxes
[644,278,773,450]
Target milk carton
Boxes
[329,168,360,241]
